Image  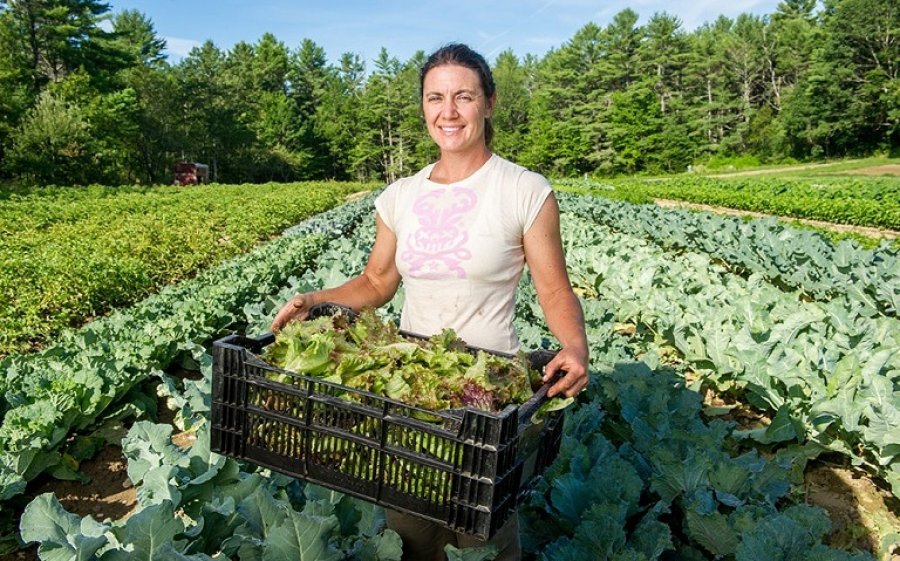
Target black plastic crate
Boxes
[210,306,565,539]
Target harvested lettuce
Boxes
[262,308,539,413]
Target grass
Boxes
[700,156,900,178]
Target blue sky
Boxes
[105,1,783,66]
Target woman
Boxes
[271,43,588,561]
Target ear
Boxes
[486,92,497,118]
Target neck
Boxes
[430,147,492,184]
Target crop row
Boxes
[555,212,899,495]
[0,182,371,357]
[1,191,891,559]
[559,176,900,231]
[557,193,900,317]
[223,197,884,559]
[0,196,374,503]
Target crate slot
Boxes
[210,327,565,540]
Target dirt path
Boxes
[2,383,897,561]
[704,159,900,178]
[806,465,900,560]
[0,372,198,561]
[654,199,900,241]
[707,161,850,177]
[848,164,900,176]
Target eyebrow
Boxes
[424,88,479,97]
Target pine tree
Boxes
[524,22,608,176]
[0,0,127,87]
[315,51,365,179]
[111,9,166,69]
[781,0,899,156]
[491,49,530,164]
[175,40,244,181]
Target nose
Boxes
[440,98,459,118]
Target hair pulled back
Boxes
[420,43,496,146]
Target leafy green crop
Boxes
[561,175,900,230]
[6,188,894,560]
[251,307,569,508]
[0,181,370,356]
[0,195,376,503]
[263,308,540,414]
[22,422,404,561]
[556,210,900,495]
[520,362,876,561]
[556,192,900,317]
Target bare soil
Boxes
[838,164,900,176]
[654,199,900,241]
[40,445,137,522]
[707,161,900,178]
[700,388,900,561]
[3,379,896,561]
[708,162,845,177]
[0,444,137,561]
[806,464,900,560]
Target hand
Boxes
[542,346,589,398]
[270,293,314,332]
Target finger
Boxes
[548,371,578,398]
[271,307,294,332]
[552,370,590,398]
[548,381,570,398]
[542,361,559,382]
[568,379,588,398]
[542,355,566,382]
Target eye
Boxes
[426,94,442,103]
[455,93,474,104]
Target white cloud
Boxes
[164,36,202,61]
[622,0,779,29]
[524,35,566,50]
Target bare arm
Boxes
[271,213,402,331]
[523,193,589,398]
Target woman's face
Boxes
[422,64,493,156]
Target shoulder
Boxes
[485,156,552,231]
[375,165,435,226]
[379,164,433,198]
[381,165,434,196]
[489,155,551,193]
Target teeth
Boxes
[441,126,461,133]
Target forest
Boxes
[0,0,897,186]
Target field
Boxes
[0,181,373,357]
[0,169,898,561]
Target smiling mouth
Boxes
[440,126,462,133]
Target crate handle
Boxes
[517,369,566,426]
[309,302,358,320]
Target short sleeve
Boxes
[374,179,403,233]
[518,170,553,233]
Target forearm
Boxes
[272,216,400,332]
[536,286,590,396]
[306,272,396,311]
[539,287,588,357]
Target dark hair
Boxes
[420,43,496,146]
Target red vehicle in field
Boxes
[173,162,210,185]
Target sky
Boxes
[105,1,784,67]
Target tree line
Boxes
[0,0,896,186]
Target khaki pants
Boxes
[385,509,521,561]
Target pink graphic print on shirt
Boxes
[401,187,477,279]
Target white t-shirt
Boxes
[375,154,552,354]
